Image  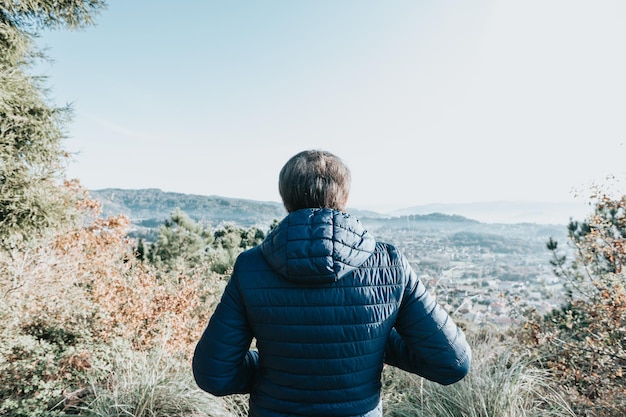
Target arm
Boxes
[192,274,258,396]
[385,254,471,385]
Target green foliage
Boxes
[524,192,626,415]
[210,223,265,273]
[146,208,265,274]
[0,328,101,416]
[0,0,105,247]
[0,41,75,246]
[1,0,106,30]
[147,208,214,269]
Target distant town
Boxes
[368,218,572,327]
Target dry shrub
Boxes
[0,197,226,415]
[521,190,626,417]
[37,200,224,355]
[522,291,626,417]
[88,255,225,357]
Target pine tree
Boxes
[149,208,214,269]
[0,0,106,247]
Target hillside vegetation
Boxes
[6,186,626,416]
[1,2,624,416]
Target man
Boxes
[193,149,471,416]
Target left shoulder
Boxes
[233,246,268,272]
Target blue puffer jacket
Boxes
[193,208,471,417]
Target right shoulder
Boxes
[360,241,416,289]
[367,241,405,267]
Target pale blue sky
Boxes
[36,0,626,213]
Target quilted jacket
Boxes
[193,208,471,417]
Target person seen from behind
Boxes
[193,149,471,416]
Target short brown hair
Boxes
[278,150,351,212]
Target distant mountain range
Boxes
[89,188,591,229]
[389,201,592,225]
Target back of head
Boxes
[279,150,351,212]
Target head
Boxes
[279,150,351,213]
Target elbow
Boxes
[439,348,472,386]
[193,367,232,397]
[193,368,239,397]
[199,384,232,398]
[192,349,258,396]
[192,352,231,397]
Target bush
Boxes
[522,189,626,416]
[0,198,227,415]
[144,211,265,275]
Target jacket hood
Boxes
[260,208,376,284]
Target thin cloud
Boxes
[84,114,161,141]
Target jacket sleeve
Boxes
[384,253,471,385]
[192,273,258,396]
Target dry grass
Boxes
[381,324,577,417]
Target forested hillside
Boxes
[90,188,287,227]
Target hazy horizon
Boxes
[92,186,591,225]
